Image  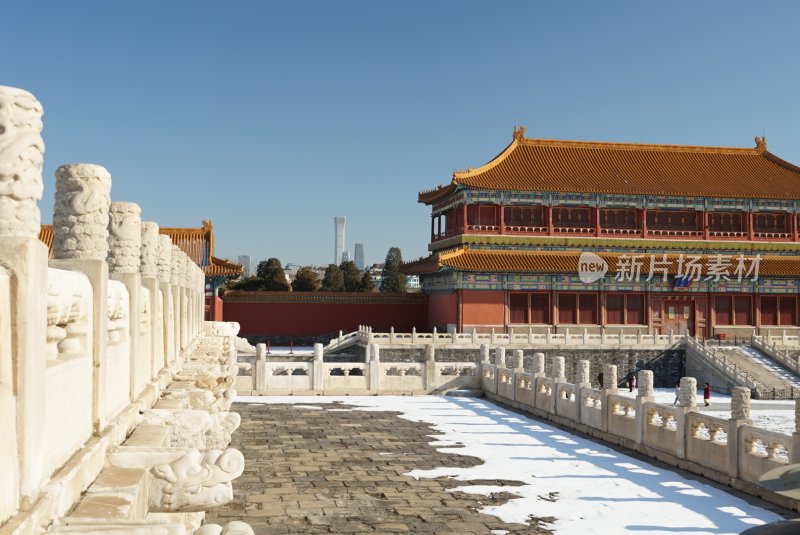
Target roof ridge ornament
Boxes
[755,136,767,151]
[513,124,526,141]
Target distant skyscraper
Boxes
[342,250,350,262]
[354,243,365,270]
[237,255,252,277]
[334,216,346,264]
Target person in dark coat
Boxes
[703,382,711,406]
[626,371,635,392]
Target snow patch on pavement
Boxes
[237,395,785,533]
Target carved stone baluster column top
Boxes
[679,377,697,409]
[576,359,590,386]
[731,387,751,421]
[140,221,159,279]
[107,202,141,273]
[637,370,654,399]
[157,235,173,283]
[0,86,45,238]
[532,352,545,375]
[170,245,182,286]
[551,355,565,381]
[53,163,111,260]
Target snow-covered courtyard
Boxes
[239,394,791,534]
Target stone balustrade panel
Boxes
[579,388,604,430]
[738,425,791,485]
[481,363,497,394]
[496,367,515,400]
[642,402,680,456]
[0,267,17,525]
[105,279,132,421]
[432,363,478,390]
[323,363,369,391]
[43,268,95,477]
[606,393,637,441]
[554,382,579,421]
[534,377,556,413]
[380,362,423,391]
[513,371,535,407]
[685,412,731,475]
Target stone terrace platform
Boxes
[204,402,550,534]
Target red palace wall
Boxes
[461,290,505,328]
[222,292,428,337]
[427,292,458,330]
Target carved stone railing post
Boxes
[727,387,752,476]
[513,349,525,372]
[675,377,698,459]
[157,235,174,371]
[52,162,111,432]
[600,364,618,433]
[108,201,143,401]
[312,343,324,390]
[551,355,566,382]
[479,343,490,364]
[785,399,800,464]
[494,346,506,368]
[369,344,381,392]
[575,359,591,387]
[424,344,435,391]
[634,370,654,444]
[0,85,48,508]
[140,222,159,380]
[254,343,267,392]
[531,352,545,378]
[170,245,182,367]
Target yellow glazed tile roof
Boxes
[403,248,800,277]
[419,131,800,203]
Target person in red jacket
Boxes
[703,382,711,407]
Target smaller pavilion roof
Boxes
[402,247,799,278]
[39,220,243,277]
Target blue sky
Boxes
[6,2,800,267]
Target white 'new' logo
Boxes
[578,252,608,283]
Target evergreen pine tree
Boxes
[340,260,363,292]
[291,267,320,292]
[360,271,375,292]
[380,247,407,293]
[256,257,290,291]
[320,264,345,292]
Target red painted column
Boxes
[792,213,798,241]
[499,204,505,234]
[748,211,754,240]
[430,214,435,242]
[594,206,601,237]
[437,214,442,238]
[462,203,468,234]
[641,207,648,237]
[703,210,709,239]
[547,206,554,235]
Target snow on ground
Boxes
[238,395,786,534]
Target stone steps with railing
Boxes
[326,325,688,353]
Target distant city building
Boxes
[354,243,365,270]
[237,255,252,277]
[406,275,421,290]
[342,250,350,262]
[334,216,346,264]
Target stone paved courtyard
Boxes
[205,401,552,534]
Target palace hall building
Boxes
[403,128,800,339]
